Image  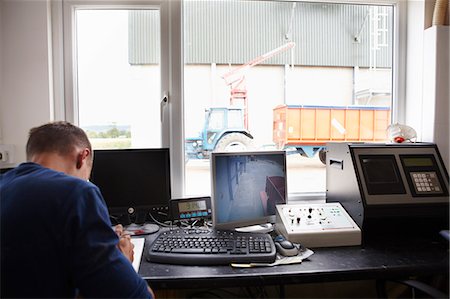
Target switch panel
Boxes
[275,202,361,247]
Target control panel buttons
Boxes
[410,172,443,194]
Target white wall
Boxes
[404,0,450,169]
[0,0,52,165]
[287,66,354,106]
[404,0,425,140]
[422,26,449,170]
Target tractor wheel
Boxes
[318,148,327,165]
[214,133,253,152]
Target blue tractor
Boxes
[186,43,296,159]
[185,107,254,159]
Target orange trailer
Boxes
[273,105,391,160]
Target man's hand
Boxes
[113,224,135,263]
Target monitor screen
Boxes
[359,155,406,195]
[211,150,287,229]
[90,148,171,223]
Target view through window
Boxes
[72,1,394,196]
[182,0,393,196]
[75,9,161,149]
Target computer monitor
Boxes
[90,148,171,224]
[211,150,287,230]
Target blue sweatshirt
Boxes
[0,162,152,298]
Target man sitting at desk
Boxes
[0,121,154,298]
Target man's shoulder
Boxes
[16,162,99,196]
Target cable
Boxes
[148,212,171,227]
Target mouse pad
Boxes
[125,223,160,235]
[231,248,314,268]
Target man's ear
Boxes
[76,148,90,169]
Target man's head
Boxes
[26,121,93,180]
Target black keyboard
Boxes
[146,228,276,265]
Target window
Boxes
[182,0,396,196]
[56,0,402,199]
[58,0,170,150]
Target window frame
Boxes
[52,0,184,197]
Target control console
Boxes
[275,203,361,247]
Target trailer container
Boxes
[273,105,391,160]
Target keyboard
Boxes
[146,228,276,265]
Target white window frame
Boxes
[52,0,405,199]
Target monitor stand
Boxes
[234,223,273,234]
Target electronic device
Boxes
[326,142,449,241]
[147,228,276,265]
[169,196,212,221]
[274,239,298,257]
[90,148,171,224]
[275,202,361,247]
[211,150,287,230]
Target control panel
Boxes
[326,143,449,241]
[275,203,361,247]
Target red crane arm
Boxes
[221,41,296,86]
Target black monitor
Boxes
[90,148,171,224]
[211,150,287,230]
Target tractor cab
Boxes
[185,107,253,159]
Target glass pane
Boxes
[228,110,242,128]
[76,9,161,149]
[183,0,393,195]
[208,110,225,130]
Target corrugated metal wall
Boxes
[129,0,392,68]
[129,10,160,65]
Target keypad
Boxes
[411,172,442,194]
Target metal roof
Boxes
[129,0,393,68]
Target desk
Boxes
[138,230,449,291]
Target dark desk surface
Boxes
[138,229,449,290]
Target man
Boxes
[0,121,154,298]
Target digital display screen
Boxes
[170,197,212,220]
[402,157,434,167]
[178,200,207,213]
[363,158,400,183]
[359,155,406,195]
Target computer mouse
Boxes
[275,239,299,257]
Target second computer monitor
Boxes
[90,148,171,224]
[211,150,287,230]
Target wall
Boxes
[0,0,52,165]
[405,0,425,139]
[422,26,449,170]
[0,1,3,144]
[405,0,449,169]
